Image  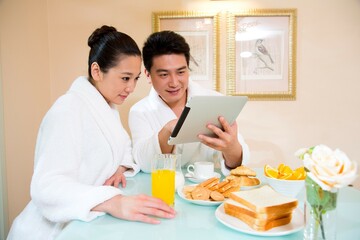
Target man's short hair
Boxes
[142,31,190,72]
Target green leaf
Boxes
[306,176,338,212]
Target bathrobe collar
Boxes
[147,79,201,123]
[68,76,125,166]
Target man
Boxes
[129,31,249,175]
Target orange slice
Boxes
[294,166,305,173]
[278,163,286,173]
[293,167,306,180]
[280,165,293,175]
[264,164,279,179]
[279,173,293,180]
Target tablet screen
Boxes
[168,96,248,145]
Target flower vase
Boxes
[304,176,338,240]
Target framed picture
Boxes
[226,9,297,100]
[152,11,220,91]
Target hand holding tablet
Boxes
[168,96,248,145]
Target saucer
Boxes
[185,172,221,183]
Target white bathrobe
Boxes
[7,76,139,240]
[129,80,249,175]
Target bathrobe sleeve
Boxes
[120,138,140,177]
[31,96,122,223]
[128,109,163,173]
[119,130,140,177]
[112,110,140,177]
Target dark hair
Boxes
[142,31,190,72]
[87,25,141,79]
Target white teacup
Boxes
[187,161,214,180]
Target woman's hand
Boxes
[104,166,128,188]
[92,194,176,224]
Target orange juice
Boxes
[151,169,175,206]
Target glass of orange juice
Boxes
[151,154,178,206]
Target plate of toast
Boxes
[178,166,262,206]
[215,185,304,236]
[177,184,224,206]
[178,165,262,206]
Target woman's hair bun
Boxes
[88,25,117,48]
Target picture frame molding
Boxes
[152,11,220,91]
[226,9,297,100]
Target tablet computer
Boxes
[168,95,248,145]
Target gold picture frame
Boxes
[226,9,297,100]
[152,11,220,91]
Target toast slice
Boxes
[224,199,294,221]
[229,185,298,215]
[224,204,293,231]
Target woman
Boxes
[7,25,175,240]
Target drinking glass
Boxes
[151,154,177,206]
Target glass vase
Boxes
[304,176,338,240]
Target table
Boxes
[56,170,360,240]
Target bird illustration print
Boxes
[254,39,274,73]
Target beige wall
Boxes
[0,0,51,236]
[1,0,359,235]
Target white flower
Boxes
[294,148,309,159]
[297,144,357,191]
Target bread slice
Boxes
[199,177,220,188]
[222,186,241,198]
[224,204,293,231]
[218,179,239,193]
[239,176,260,186]
[230,165,256,176]
[224,199,294,221]
[229,185,298,215]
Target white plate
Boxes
[185,172,221,183]
[215,203,304,236]
[177,184,224,206]
[240,183,262,191]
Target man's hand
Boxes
[198,116,243,168]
